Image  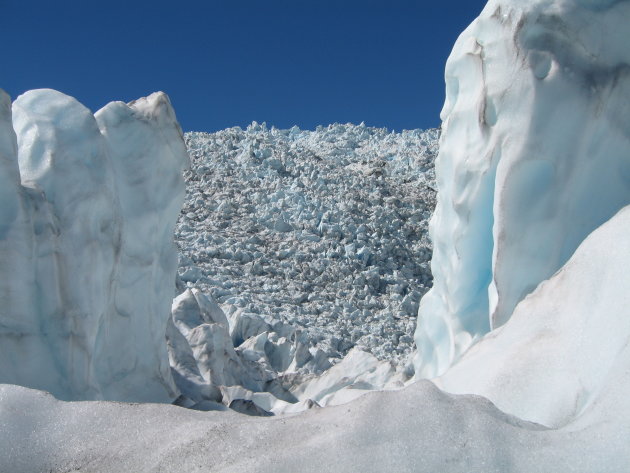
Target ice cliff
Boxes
[415,0,630,378]
[0,89,188,402]
[170,124,437,413]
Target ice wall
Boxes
[415,0,630,377]
[0,91,42,390]
[0,89,188,402]
[12,90,121,399]
[94,93,189,401]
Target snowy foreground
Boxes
[4,208,630,473]
[3,0,630,470]
[3,377,626,473]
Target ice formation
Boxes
[4,0,630,467]
[168,272,411,415]
[2,85,438,412]
[169,123,439,413]
[0,88,188,402]
[414,0,630,378]
[438,205,630,427]
[178,124,437,367]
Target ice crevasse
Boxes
[0,88,189,402]
[415,0,630,379]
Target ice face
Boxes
[0,89,188,402]
[12,89,120,399]
[0,91,42,392]
[414,0,630,378]
[94,92,189,401]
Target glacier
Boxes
[2,0,630,468]
[179,124,437,368]
[414,0,630,378]
[0,89,188,402]
[2,86,436,414]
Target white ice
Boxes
[0,89,188,402]
[439,204,630,427]
[414,0,630,378]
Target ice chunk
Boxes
[12,89,121,400]
[169,289,262,394]
[93,92,189,400]
[290,348,397,405]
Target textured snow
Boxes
[0,89,188,402]
[3,378,630,473]
[414,0,630,378]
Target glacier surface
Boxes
[2,372,629,473]
[179,124,437,367]
[169,124,439,413]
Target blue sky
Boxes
[2,0,486,132]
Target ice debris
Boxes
[170,122,439,413]
[176,122,438,367]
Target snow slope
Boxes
[439,205,630,427]
[2,376,629,473]
[414,0,630,378]
[0,89,188,402]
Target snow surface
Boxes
[414,0,630,378]
[0,89,188,402]
[3,378,629,473]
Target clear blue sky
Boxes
[1,0,486,132]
